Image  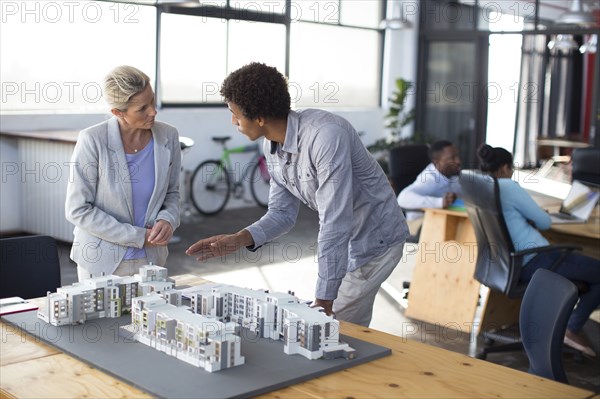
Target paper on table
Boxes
[0,296,38,316]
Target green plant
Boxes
[367,78,417,153]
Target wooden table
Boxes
[404,208,484,333]
[1,274,595,399]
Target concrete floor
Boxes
[55,205,600,394]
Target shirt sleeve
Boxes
[397,184,444,209]
[506,180,552,231]
[245,162,300,250]
[397,166,445,209]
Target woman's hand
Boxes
[145,220,173,246]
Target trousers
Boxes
[333,242,405,327]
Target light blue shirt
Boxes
[497,178,551,263]
[124,138,155,260]
[246,109,409,300]
[397,163,462,220]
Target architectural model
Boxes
[187,284,356,361]
[38,265,175,326]
[124,293,245,372]
[38,265,356,373]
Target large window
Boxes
[159,0,383,108]
[1,0,383,112]
[417,0,600,167]
[0,1,156,112]
[290,23,380,107]
[160,14,286,104]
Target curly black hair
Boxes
[220,62,290,120]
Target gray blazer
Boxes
[65,117,181,276]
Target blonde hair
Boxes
[103,65,150,111]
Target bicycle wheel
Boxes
[190,160,230,215]
[249,156,270,208]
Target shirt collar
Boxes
[281,110,299,154]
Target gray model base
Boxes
[3,311,391,399]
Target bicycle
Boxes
[190,136,270,215]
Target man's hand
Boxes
[442,192,458,208]
[145,220,173,246]
[311,298,335,317]
[186,230,254,261]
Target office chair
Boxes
[389,144,430,244]
[388,144,430,304]
[0,235,62,299]
[388,144,430,196]
[571,147,600,186]
[520,269,578,383]
[459,170,580,359]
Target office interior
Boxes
[1,0,599,396]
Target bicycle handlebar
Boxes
[228,143,260,154]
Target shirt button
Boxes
[379,240,384,244]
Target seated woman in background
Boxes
[477,144,600,358]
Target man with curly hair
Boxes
[187,62,409,327]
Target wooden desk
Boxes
[1,275,595,399]
[404,208,482,332]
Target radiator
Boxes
[19,138,75,242]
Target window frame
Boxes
[155,0,385,108]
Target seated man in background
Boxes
[397,140,462,232]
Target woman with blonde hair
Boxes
[66,65,181,280]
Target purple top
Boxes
[124,137,155,260]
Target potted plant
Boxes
[367,78,425,191]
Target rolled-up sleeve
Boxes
[246,170,300,250]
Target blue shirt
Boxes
[246,109,409,300]
[497,178,551,263]
[397,163,462,220]
[124,137,155,260]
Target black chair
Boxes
[390,144,430,244]
[388,144,430,302]
[388,144,430,196]
[0,235,62,299]
[571,147,600,186]
[459,170,580,359]
[520,269,578,383]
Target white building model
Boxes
[188,285,356,361]
[38,265,176,326]
[38,265,356,373]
